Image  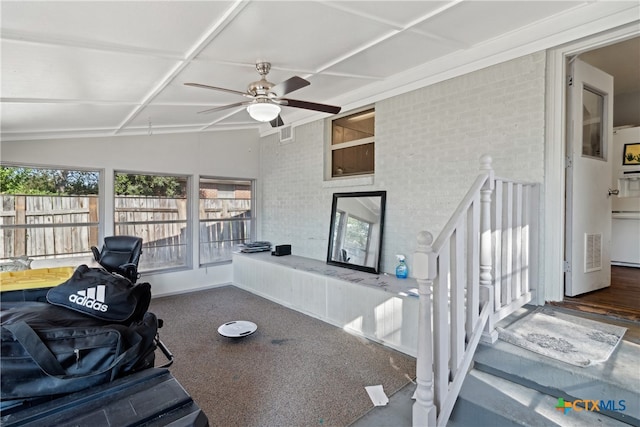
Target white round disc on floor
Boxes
[217,320,257,338]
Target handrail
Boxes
[412,154,539,427]
[431,171,489,253]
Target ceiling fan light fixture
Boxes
[247,102,281,122]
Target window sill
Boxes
[200,259,233,268]
[322,175,374,188]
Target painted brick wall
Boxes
[260,52,546,274]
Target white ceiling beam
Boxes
[314,0,467,75]
[114,0,249,135]
[200,107,249,131]
[1,97,138,105]
[1,29,182,60]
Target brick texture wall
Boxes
[260,52,546,274]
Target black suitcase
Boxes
[0,368,209,426]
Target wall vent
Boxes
[279,126,293,144]
[584,233,602,273]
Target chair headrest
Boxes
[103,236,142,252]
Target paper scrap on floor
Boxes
[365,385,389,406]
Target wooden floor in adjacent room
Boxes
[550,265,640,344]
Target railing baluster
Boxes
[467,194,480,335]
[479,155,495,343]
[503,182,513,304]
[434,239,450,411]
[522,185,531,294]
[530,184,540,297]
[514,183,523,298]
[493,180,503,309]
[413,231,437,427]
[451,224,465,376]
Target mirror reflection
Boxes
[327,191,386,274]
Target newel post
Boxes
[412,231,437,427]
[479,154,497,343]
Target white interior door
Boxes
[565,58,614,297]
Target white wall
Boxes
[612,126,640,211]
[611,126,640,265]
[614,91,640,128]
[0,129,261,296]
[260,52,546,275]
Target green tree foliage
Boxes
[114,173,186,197]
[0,166,98,195]
[1,166,186,197]
[345,216,371,249]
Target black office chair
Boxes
[91,236,143,283]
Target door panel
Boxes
[565,58,614,296]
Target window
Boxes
[581,87,605,159]
[0,165,100,265]
[199,177,254,265]
[331,210,372,265]
[331,108,375,177]
[114,172,189,272]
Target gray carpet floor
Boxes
[149,285,416,427]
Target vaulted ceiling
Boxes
[1,1,638,142]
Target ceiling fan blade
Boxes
[185,83,252,98]
[270,115,285,128]
[271,76,310,97]
[281,98,341,114]
[197,101,250,114]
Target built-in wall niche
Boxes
[618,171,640,198]
[330,109,375,177]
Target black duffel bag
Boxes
[46,264,151,325]
[0,302,158,401]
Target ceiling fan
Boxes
[185,62,341,127]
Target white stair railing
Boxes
[412,155,540,427]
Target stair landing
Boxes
[459,306,640,426]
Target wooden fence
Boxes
[0,195,99,259]
[199,198,251,264]
[1,195,251,268]
[113,196,188,269]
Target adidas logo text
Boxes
[69,285,109,312]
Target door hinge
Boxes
[565,155,573,169]
[563,261,571,273]
[568,76,573,87]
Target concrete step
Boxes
[472,335,639,426]
[449,369,631,427]
[450,305,639,427]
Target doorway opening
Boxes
[558,36,640,321]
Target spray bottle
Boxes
[395,254,408,279]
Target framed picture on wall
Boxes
[623,143,640,165]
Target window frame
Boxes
[113,170,191,274]
[198,176,255,266]
[326,106,375,180]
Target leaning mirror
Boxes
[327,191,386,274]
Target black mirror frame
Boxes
[326,190,386,274]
